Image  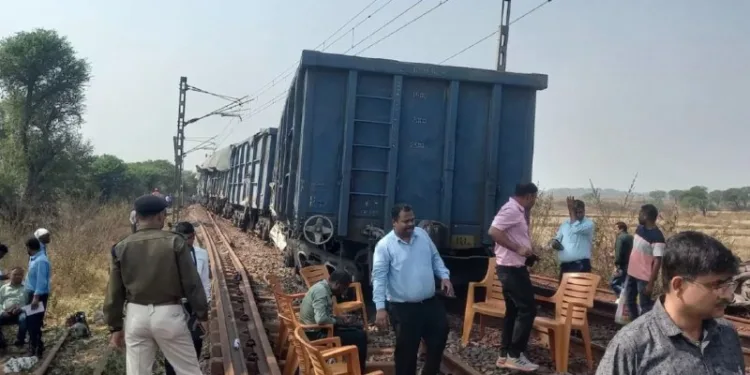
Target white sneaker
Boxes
[500,353,539,372]
[615,297,620,304]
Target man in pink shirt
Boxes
[487,183,539,372]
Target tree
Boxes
[679,186,710,216]
[0,29,91,208]
[649,190,667,204]
[709,189,724,209]
[90,154,129,201]
[668,189,684,204]
[722,188,750,211]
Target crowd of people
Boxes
[0,228,53,358]
[103,183,746,375]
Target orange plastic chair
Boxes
[278,297,339,375]
[533,272,601,373]
[295,326,384,375]
[299,265,368,326]
[267,274,309,357]
[461,257,506,345]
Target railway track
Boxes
[192,206,486,375]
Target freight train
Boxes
[197,50,548,287]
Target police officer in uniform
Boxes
[104,195,208,375]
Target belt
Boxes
[390,296,436,305]
[561,258,590,264]
[130,300,181,306]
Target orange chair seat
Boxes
[534,316,585,330]
[472,301,506,317]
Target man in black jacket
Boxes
[611,221,633,300]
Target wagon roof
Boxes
[196,146,232,172]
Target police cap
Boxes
[134,194,168,216]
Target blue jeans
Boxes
[625,276,654,320]
[610,269,626,295]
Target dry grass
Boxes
[0,201,130,325]
[529,181,750,290]
[0,201,131,373]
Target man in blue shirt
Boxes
[552,197,595,279]
[24,237,51,357]
[372,204,454,375]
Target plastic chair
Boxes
[295,326,384,375]
[299,265,368,325]
[461,257,506,345]
[533,272,600,373]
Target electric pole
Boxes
[496,0,511,71]
[173,76,188,223]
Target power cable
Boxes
[237,0,393,109]
[439,0,553,64]
[186,85,240,102]
[342,0,425,55]
[353,0,451,56]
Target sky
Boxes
[1,0,748,192]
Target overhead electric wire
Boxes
[186,85,240,102]
[353,0,451,56]
[342,0,425,55]
[234,0,393,112]
[439,0,553,64]
[315,0,381,51]
[217,90,289,146]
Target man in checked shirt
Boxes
[597,231,745,374]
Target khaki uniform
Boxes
[104,228,208,375]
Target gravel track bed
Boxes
[189,206,614,374]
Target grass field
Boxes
[529,194,750,284]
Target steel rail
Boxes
[200,223,249,374]
[207,212,282,375]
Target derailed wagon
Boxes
[223,128,279,238]
[196,146,232,213]
[268,50,548,285]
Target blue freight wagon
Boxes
[268,50,548,284]
[196,145,232,212]
[211,128,279,236]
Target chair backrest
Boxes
[300,265,329,288]
[267,274,285,292]
[483,257,505,305]
[556,272,601,323]
[280,312,311,374]
[294,326,333,375]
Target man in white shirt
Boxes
[164,221,211,375]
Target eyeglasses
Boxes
[686,278,737,294]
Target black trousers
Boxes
[307,325,368,374]
[496,266,536,358]
[25,291,48,355]
[387,297,448,375]
[558,258,592,280]
[164,320,203,375]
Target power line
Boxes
[217,90,289,146]
[315,0,381,51]
[439,0,553,64]
[235,0,393,112]
[186,85,240,102]
[353,0,451,56]
[324,0,395,53]
[342,0,425,55]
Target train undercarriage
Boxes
[203,201,490,291]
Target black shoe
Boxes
[13,340,25,348]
